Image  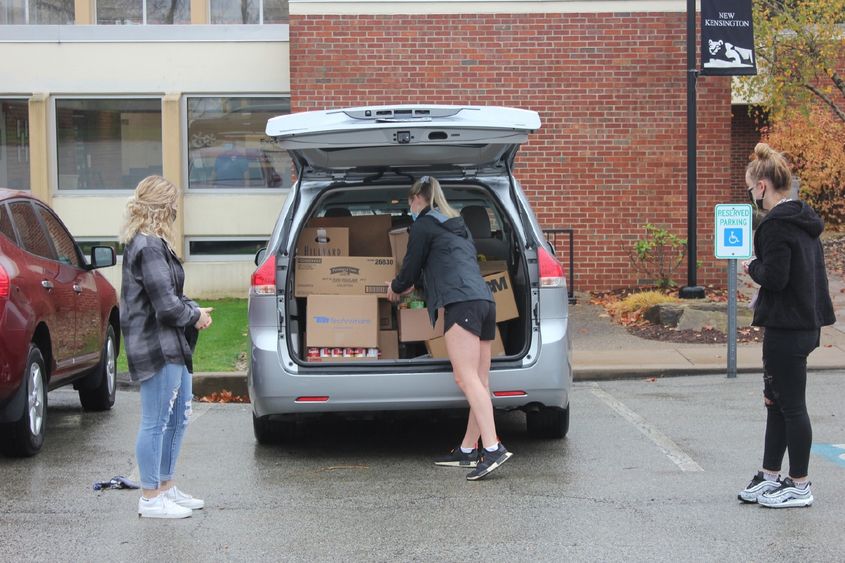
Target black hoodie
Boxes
[391,206,493,327]
[748,200,835,329]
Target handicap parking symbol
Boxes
[724,228,742,247]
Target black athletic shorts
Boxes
[444,300,496,341]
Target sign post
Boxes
[714,204,753,378]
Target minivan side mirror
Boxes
[255,247,267,266]
[90,246,116,269]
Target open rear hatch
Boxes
[266,106,540,366]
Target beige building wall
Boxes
[0,27,290,297]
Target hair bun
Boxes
[754,142,773,160]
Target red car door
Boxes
[8,201,78,379]
[36,204,101,371]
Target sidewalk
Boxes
[571,268,845,380]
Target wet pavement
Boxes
[2,373,845,562]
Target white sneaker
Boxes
[138,494,193,519]
[164,486,205,510]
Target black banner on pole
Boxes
[701,0,757,76]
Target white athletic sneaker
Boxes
[738,471,781,503]
[138,494,193,519]
[758,477,814,508]
[164,486,205,510]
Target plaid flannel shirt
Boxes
[120,234,200,382]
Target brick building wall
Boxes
[731,104,765,202]
[289,11,733,292]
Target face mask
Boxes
[748,186,765,211]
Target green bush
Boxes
[629,224,687,289]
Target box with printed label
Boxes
[389,227,409,273]
[307,215,392,257]
[305,295,378,348]
[425,327,505,359]
[484,271,518,322]
[295,256,395,297]
[296,227,349,257]
[398,307,444,342]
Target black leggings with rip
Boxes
[761,327,819,478]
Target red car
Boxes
[0,189,119,457]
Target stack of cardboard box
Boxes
[296,217,398,361]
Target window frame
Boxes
[209,0,289,24]
[50,95,164,194]
[0,96,32,191]
[182,93,292,195]
[184,236,269,262]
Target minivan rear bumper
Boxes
[248,318,571,418]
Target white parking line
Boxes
[590,385,704,472]
[128,402,213,484]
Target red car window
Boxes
[0,203,16,242]
[36,205,81,268]
[8,201,57,261]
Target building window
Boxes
[56,98,162,190]
[187,96,291,191]
[209,0,287,24]
[0,99,30,191]
[187,238,267,260]
[96,0,190,24]
[0,0,74,24]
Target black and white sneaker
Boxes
[758,477,813,508]
[434,446,480,468]
[466,443,513,481]
[738,471,781,503]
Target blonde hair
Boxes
[120,176,179,245]
[746,143,792,192]
[409,176,459,218]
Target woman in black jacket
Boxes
[738,144,835,508]
[387,176,513,480]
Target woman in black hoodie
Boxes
[737,144,835,508]
[387,176,513,481]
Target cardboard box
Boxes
[295,256,395,297]
[296,227,349,257]
[425,327,505,359]
[398,307,444,342]
[478,260,508,276]
[378,299,394,330]
[307,215,392,257]
[378,330,399,360]
[306,295,378,348]
[484,271,518,322]
[389,227,410,273]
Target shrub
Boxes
[612,290,681,316]
[629,224,688,288]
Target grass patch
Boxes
[117,298,249,373]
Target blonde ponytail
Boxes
[409,176,458,218]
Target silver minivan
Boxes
[248,105,571,443]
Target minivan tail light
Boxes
[538,247,565,288]
[0,264,9,299]
[251,256,276,295]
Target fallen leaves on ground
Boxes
[197,389,250,403]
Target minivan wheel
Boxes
[526,406,570,439]
[78,326,117,412]
[253,413,296,444]
[2,345,48,457]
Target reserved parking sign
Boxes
[714,204,752,259]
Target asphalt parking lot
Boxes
[2,371,844,562]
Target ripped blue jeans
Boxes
[136,364,192,490]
